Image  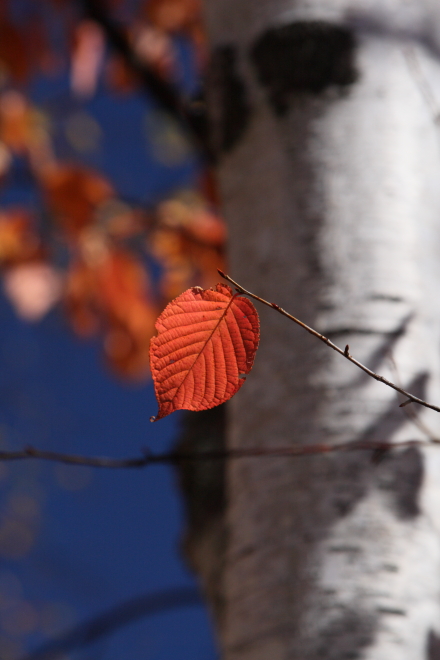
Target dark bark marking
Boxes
[427,629,440,660]
[329,373,427,519]
[173,405,227,623]
[207,45,251,154]
[250,21,358,115]
[361,372,426,519]
[325,327,405,336]
[376,607,406,615]
[358,372,428,445]
[370,294,405,303]
[174,405,226,535]
[330,457,370,517]
[349,313,413,388]
[308,610,376,660]
[376,447,424,519]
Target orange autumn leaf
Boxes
[156,193,226,246]
[0,92,32,153]
[66,249,157,379]
[150,283,259,420]
[0,210,42,265]
[104,319,153,380]
[144,0,201,34]
[99,251,157,334]
[0,18,29,82]
[43,165,114,236]
[99,251,157,379]
[64,259,100,336]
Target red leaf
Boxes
[150,283,259,420]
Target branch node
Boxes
[399,399,413,408]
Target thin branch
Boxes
[387,352,438,440]
[78,0,211,160]
[218,270,440,414]
[0,438,438,473]
[21,586,201,660]
[0,446,153,468]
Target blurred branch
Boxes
[21,586,201,660]
[0,438,438,471]
[78,0,211,160]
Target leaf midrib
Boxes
[167,294,236,403]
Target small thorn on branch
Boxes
[399,399,413,408]
[344,344,350,357]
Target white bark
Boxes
[202,1,440,658]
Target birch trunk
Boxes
[194,1,440,658]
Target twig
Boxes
[0,446,153,468]
[218,270,440,414]
[387,353,439,438]
[21,586,201,660]
[0,438,438,472]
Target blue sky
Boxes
[0,11,219,658]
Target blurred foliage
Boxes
[0,1,224,657]
[0,0,225,381]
